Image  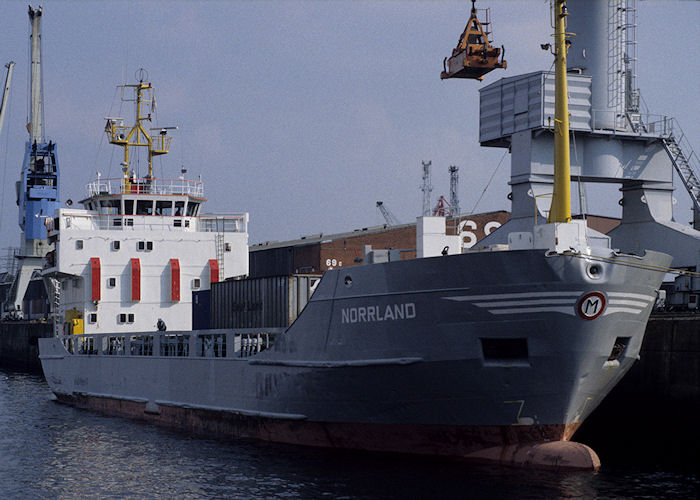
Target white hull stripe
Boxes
[444,290,651,317]
[607,292,655,301]
[608,299,649,308]
[474,299,576,307]
[490,306,577,316]
[444,291,583,302]
[604,307,646,316]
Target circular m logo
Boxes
[577,292,606,320]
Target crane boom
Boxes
[376,201,400,226]
[0,62,15,138]
[29,5,43,142]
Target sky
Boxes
[0,0,698,255]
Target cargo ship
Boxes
[40,1,671,470]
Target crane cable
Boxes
[468,148,508,216]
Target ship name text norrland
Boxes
[341,303,416,324]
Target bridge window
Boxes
[124,200,134,215]
[186,202,199,216]
[155,200,172,216]
[174,201,185,216]
[136,200,153,215]
[99,200,121,214]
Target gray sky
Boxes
[0,0,698,251]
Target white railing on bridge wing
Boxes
[86,177,204,198]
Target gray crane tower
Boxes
[477,0,699,272]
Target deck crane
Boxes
[0,62,15,138]
[441,0,506,81]
[376,201,400,226]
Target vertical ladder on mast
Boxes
[662,124,700,225]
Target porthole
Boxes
[344,276,353,287]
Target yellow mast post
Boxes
[105,70,171,193]
[547,0,572,223]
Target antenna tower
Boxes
[421,161,433,216]
[449,165,460,216]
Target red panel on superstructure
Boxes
[130,258,141,301]
[209,259,219,284]
[170,259,180,301]
[90,257,101,301]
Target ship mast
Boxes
[547,0,572,223]
[104,69,172,190]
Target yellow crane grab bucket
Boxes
[441,1,507,81]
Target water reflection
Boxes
[0,369,697,499]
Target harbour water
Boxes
[1,368,697,499]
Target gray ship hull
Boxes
[40,248,671,469]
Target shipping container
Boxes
[248,246,295,278]
[211,274,321,329]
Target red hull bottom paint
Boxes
[57,393,600,471]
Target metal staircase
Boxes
[662,124,700,217]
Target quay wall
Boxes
[0,322,53,372]
[577,314,700,467]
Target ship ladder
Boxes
[215,232,225,281]
[662,125,700,221]
[49,278,62,337]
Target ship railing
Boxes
[198,215,248,233]
[85,177,204,197]
[57,212,247,233]
[61,328,285,359]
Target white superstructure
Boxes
[43,73,248,335]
